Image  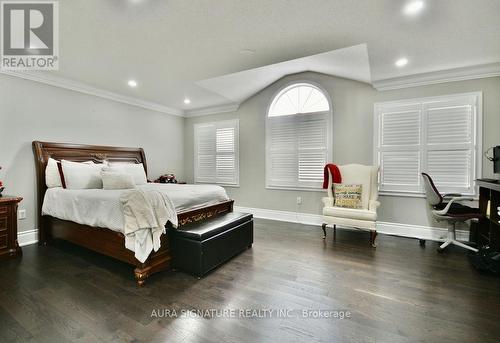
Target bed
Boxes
[32,141,234,286]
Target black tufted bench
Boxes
[169,212,253,277]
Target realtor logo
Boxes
[1,1,58,70]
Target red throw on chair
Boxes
[322,164,342,189]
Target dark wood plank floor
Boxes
[1,219,500,343]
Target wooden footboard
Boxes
[44,200,234,286]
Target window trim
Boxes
[373,91,483,197]
[265,80,333,191]
[194,119,240,187]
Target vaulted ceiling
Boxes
[10,0,500,115]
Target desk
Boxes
[476,180,500,250]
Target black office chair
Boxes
[421,173,481,253]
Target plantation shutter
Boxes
[374,93,480,195]
[424,96,476,194]
[216,126,237,184]
[194,120,239,185]
[267,115,297,187]
[297,113,329,186]
[194,124,216,183]
[375,103,422,193]
[267,112,330,189]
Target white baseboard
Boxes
[235,206,323,226]
[376,221,469,242]
[18,229,38,247]
[15,207,470,247]
[234,206,469,242]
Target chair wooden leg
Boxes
[322,223,327,239]
[333,224,336,241]
[370,230,377,248]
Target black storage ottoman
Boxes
[169,212,253,277]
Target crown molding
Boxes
[372,62,500,91]
[184,103,240,117]
[0,70,184,117]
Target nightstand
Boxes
[0,196,23,261]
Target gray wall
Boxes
[185,72,500,227]
[0,74,185,234]
[2,71,498,235]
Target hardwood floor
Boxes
[1,219,499,343]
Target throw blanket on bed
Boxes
[120,189,178,263]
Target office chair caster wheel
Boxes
[437,247,445,254]
[419,239,426,247]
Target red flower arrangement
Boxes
[0,166,4,195]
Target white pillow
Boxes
[45,158,62,188]
[101,171,135,190]
[105,163,147,185]
[45,158,94,188]
[61,160,104,189]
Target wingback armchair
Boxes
[322,164,380,247]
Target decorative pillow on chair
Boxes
[333,184,363,209]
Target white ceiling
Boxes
[18,0,500,114]
[196,44,371,106]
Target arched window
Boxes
[266,82,332,189]
[269,83,330,117]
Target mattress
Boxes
[42,183,230,232]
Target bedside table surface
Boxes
[0,196,23,204]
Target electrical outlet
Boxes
[18,209,27,220]
[296,196,302,205]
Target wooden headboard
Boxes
[32,141,147,243]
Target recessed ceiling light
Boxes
[403,1,424,16]
[184,98,191,105]
[127,80,137,88]
[395,58,409,67]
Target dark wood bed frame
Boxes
[32,141,234,286]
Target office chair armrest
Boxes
[433,197,475,216]
[443,193,463,198]
[322,197,333,207]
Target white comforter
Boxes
[42,183,229,232]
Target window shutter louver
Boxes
[375,93,480,195]
[268,116,298,186]
[216,127,237,184]
[424,99,476,193]
[297,113,328,185]
[267,112,330,189]
[195,124,216,183]
[194,120,239,186]
[376,105,422,192]
[426,105,472,145]
[426,150,471,190]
